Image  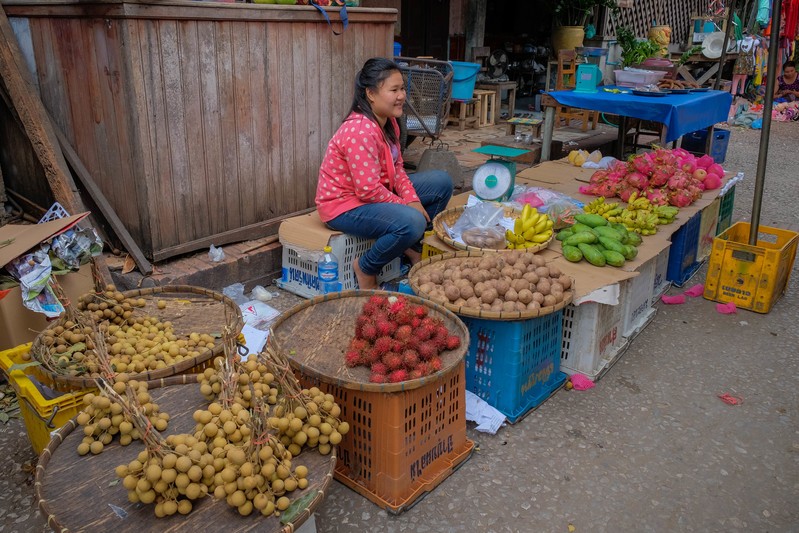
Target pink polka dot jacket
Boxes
[315,112,420,223]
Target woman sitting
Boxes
[774,61,799,102]
[315,57,452,290]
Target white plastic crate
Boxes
[652,244,671,299]
[620,256,657,340]
[697,197,720,261]
[277,233,401,298]
[560,294,628,381]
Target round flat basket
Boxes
[432,205,553,253]
[35,375,335,533]
[408,250,573,321]
[269,290,469,393]
[31,285,243,390]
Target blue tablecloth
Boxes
[548,86,732,142]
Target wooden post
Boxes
[0,6,112,286]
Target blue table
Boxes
[540,86,733,160]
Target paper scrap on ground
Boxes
[570,373,595,391]
[717,392,743,405]
[683,284,705,297]
[240,300,280,329]
[240,324,269,358]
[716,302,737,314]
[465,390,506,434]
[661,294,686,305]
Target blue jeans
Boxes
[326,170,453,276]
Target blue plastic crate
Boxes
[667,210,702,287]
[462,311,566,423]
[680,128,730,164]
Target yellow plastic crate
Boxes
[421,230,447,260]
[0,344,95,454]
[704,222,799,313]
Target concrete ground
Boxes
[1,120,798,533]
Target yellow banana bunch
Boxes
[506,205,553,249]
[585,197,623,219]
[621,209,658,235]
[653,205,679,225]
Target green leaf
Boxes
[0,412,9,424]
[280,490,319,525]
[65,342,86,355]
[8,361,42,372]
[108,479,120,487]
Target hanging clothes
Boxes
[734,36,759,75]
[783,0,799,40]
[757,0,772,27]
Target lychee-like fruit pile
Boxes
[344,294,461,384]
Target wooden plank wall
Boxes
[5,3,395,260]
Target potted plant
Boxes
[616,26,663,68]
[552,0,619,53]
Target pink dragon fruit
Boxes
[707,163,724,177]
[646,188,669,206]
[595,181,619,198]
[589,170,609,184]
[653,149,678,167]
[667,171,690,191]
[625,171,650,190]
[697,154,714,169]
[680,159,697,174]
[650,165,674,187]
[631,154,655,176]
[669,190,693,207]
[687,184,703,201]
[672,148,691,159]
[703,174,722,190]
[618,186,637,202]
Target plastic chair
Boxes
[554,49,598,132]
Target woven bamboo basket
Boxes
[408,250,573,321]
[269,290,469,393]
[35,375,335,533]
[30,285,243,390]
[432,205,553,253]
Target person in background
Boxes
[774,61,799,102]
[315,57,452,290]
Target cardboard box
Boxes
[0,264,95,351]
[0,213,89,267]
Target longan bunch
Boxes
[76,285,147,324]
[197,357,278,408]
[76,376,169,456]
[37,318,100,376]
[260,346,350,457]
[192,401,253,448]
[211,408,307,517]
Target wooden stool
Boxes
[506,117,543,137]
[447,98,480,131]
[472,89,496,127]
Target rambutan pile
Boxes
[345,295,462,384]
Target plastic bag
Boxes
[208,244,225,262]
[5,250,64,317]
[449,201,508,249]
[222,282,248,305]
[509,186,583,229]
[250,285,274,302]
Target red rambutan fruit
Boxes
[394,325,413,342]
[391,340,403,353]
[445,335,461,351]
[382,352,403,371]
[373,336,393,355]
[376,319,396,337]
[413,305,427,318]
[429,356,443,372]
[344,350,362,368]
[368,295,388,308]
[349,338,370,353]
[409,368,425,380]
[388,369,409,383]
[370,373,388,384]
[360,323,378,341]
[370,362,389,375]
[401,349,420,369]
[417,342,438,361]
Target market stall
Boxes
[540,88,733,160]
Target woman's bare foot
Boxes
[352,257,378,290]
[404,248,422,266]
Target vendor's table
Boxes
[672,53,738,87]
[540,87,732,161]
[475,81,517,123]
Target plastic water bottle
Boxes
[318,245,341,294]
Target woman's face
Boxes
[785,66,797,79]
[367,70,406,123]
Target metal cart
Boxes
[394,57,454,150]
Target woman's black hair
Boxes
[784,60,796,70]
[349,57,403,146]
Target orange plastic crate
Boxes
[299,361,473,513]
[704,222,799,313]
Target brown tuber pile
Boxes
[414,250,572,313]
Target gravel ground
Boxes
[1,121,797,533]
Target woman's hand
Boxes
[407,201,430,222]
